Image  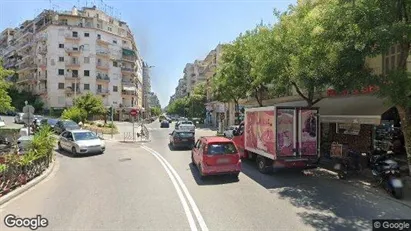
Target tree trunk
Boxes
[397,106,411,175]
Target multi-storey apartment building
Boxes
[142,61,152,113]
[174,78,187,99]
[147,92,161,108]
[0,6,143,111]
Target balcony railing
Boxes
[65,74,80,79]
[38,47,47,55]
[96,63,109,71]
[16,75,35,83]
[65,48,81,54]
[17,63,37,72]
[121,67,134,73]
[96,74,110,82]
[122,90,136,96]
[36,74,47,81]
[122,80,134,86]
[65,87,81,94]
[65,34,80,41]
[96,49,109,57]
[96,38,110,46]
[96,89,110,94]
[122,55,136,62]
[65,60,80,68]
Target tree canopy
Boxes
[0,60,14,113]
[74,93,107,118]
[167,83,207,118]
[150,107,162,117]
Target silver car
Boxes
[14,113,24,124]
[58,129,105,156]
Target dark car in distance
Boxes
[160,120,170,128]
[169,130,195,150]
[40,118,59,128]
[54,120,81,134]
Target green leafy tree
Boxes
[61,107,87,123]
[73,93,106,119]
[150,107,162,116]
[187,83,207,118]
[322,0,411,173]
[7,87,44,112]
[167,98,188,116]
[0,60,14,113]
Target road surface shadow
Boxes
[168,143,192,151]
[188,163,239,185]
[241,159,411,231]
[54,149,103,158]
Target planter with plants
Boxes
[0,125,55,197]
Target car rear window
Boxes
[207,142,237,155]
[181,121,193,125]
[177,132,194,138]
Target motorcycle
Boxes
[369,149,404,199]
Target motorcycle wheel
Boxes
[392,187,404,199]
[337,170,347,180]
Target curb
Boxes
[0,157,57,206]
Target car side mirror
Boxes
[232,130,238,136]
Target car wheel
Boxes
[71,147,78,157]
[232,172,240,179]
[58,142,63,151]
[198,164,206,180]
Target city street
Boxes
[1,120,411,231]
[0,116,23,129]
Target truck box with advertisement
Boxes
[232,106,320,173]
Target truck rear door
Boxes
[298,109,319,157]
[276,108,298,157]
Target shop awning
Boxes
[122,48,136,57]
[273,95,392,125]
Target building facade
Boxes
[142,61,152,111]
[0,6,143,111]
[147,92,161,108]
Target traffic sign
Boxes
[23,105,35,114]
[130,109,138,117]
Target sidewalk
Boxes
[316,158,411,207]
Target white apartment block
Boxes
[0,6,143,110]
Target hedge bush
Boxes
[61,107,86,123]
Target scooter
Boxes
[369,149,404,199]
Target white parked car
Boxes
[58,129,105,156]
[223,125,239,138]
[0,117,5,127]
[14,113,24,124]
[176,121,195,132]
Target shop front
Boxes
[274,95,403,160]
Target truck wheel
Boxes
[256,156,271,174]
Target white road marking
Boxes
[142,145,209,231]
[140,146,198,231]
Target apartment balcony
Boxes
[122,80,135,87]
[96,89,110,95]
[121,90,137,97]
[35,88,47,95]
[65,48,81,55]
[16,63,37,73]
[36,74,47,81]
[96,63,109,71]
[121,67,134,75]
[65,87,81,95]
[38,46,47,55]
[96,74,110,82]
[96,38,110,47]
[65,34,80,42]
[65,60,80,69]
[16,75,35,84]
[122,55,136,63]
[65,74,80,80]
[96,49,109,58]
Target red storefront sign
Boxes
[326,85,379,97]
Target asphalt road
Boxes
[1,120,411,231]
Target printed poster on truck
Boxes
[276,109,295,156]
[245,110,275,156]
[300,109,318,156]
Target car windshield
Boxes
[63,121,78,127]
[207,142,237,155]
[48,119,58,125]
[177,132,194,138]
[73,132,98,141]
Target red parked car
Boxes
[191,136,241,179]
